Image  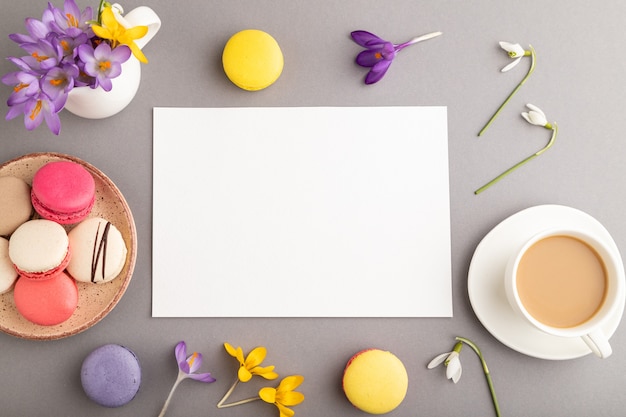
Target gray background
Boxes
[1,0,626,416]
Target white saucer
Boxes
[468,204,625,360]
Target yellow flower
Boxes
[92,6,149,63]
[259,375,305,417]
[224,342,279,382]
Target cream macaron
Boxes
[9,219,71,280]
[0,237,18,294]
[66,217,128,284]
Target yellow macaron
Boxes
[342,348,409,414]
[222,29,284,91]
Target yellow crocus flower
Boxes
[224,342,279,382]
[92,6,149,63]
[259,375,305,417]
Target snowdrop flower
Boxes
[427,343,463,383]
[477,41,536,136]
[428,337,501,417]
[475,104,558,194]
[499,42,530,72]
[521,103,551,127]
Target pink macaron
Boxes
[14,271,78,325]
[31,161,95,224]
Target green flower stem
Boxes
[474,123,557,194]
[216,378,261,409]
[478,46,536,137]
[455,337,501,417]
[96,0,106,24]
[157,373,184,417]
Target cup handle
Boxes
[581,328,612,358]
[121,6,162,50]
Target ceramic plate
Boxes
[0,153,137,340]
[468,204,624,360]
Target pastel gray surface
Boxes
[2,1,626,416]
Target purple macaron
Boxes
[81,344,141,408]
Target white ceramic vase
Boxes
[64,6,161,119]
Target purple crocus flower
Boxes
[3,0,138,134]
[46,0,94,39]
[351,30,442,84]
[20,38,64,71]
[6,92,61,135]
[41,64,78,106]
[54,32,91,63]
[157,341,216,417]
[174,341,216,382]
[3,68,41,106]
[77,42,131,91]
[9,17,51,46]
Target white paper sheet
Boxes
[152,107,451,317]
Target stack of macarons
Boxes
[0,160,128,326]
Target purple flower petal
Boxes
[355,49,384,67]
[189,372,216,383]
[93,42,112,61]
[188,352,203,373]
[380,42,397,60]
[50,92,68,114]
[23,95,59,134]
[351,30,387,47]
[98,76,113,91]
[22,17,50,43]
[43,104,61,135]
[364,59,393,84]
[6,103,25,121]
[110,45,131,64]
[175,341,187,366]
[179,360,191,374]
[62,0,82,21]
[5,58,26,74]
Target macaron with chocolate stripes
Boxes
[67,217,127,284]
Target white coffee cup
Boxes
[504,228,625,358]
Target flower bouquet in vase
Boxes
[2,0,161,134]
